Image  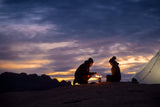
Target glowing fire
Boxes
[95,74,102,78]
[94,74,102,83]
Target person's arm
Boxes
[111,67,116,76]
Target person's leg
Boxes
[112,76,121,82]
[73,79,76,85]
[106,75,112,82]
[77,78,88,84]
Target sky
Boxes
[0,0,160,82]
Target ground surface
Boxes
[0,82,160,107]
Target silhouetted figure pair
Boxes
[106,56,121,82]
[73,58,96,85]
[73,56,121,85]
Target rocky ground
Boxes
[0,82,160,107]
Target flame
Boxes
[95,74,102,78]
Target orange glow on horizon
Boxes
[46,68,76,76]
[119,64,137,71]
[0,59,51,70]
[124,72,136,74]
[0,54,154,82]
[117,55,153,73]
[46,72,72,75]
[118,55,153,65]
[51,76,74,82]
[94,55,153,75]
[47,55,153,81]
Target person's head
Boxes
[109,56,116,66]
[88,58,94,67]
[112,56,116,60]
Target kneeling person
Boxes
[73,58,96,85]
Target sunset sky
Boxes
[0,0,160,82]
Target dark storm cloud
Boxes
[1,0,160,41]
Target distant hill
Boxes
[0,72,71,93]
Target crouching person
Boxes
[73,58,96,85]
[106,56,121,82]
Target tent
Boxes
[132,50,160,84]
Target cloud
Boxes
[9,41,77,52]
[109,43,129,54]
[0,59,51,70]
[0,0,160,82]
[0,24,56,41]
[46,68,76,76]
[1,0,160,42]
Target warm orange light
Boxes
[46,68,76,76]
[95,74,102,78]
[51,76,74,82]
[119,64,137,71]
[46,72,72,75]
[125,72,136,74]
[88,77,98,81]
[0,61,41,69]
[118,55,153,64]
[0,59,51,70]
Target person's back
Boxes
[74,61,89,84]
[111,62,121,81]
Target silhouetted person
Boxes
[106,56,121,82]
[73,58,96,85]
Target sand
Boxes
[0,82,160,107]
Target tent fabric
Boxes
[132,50,160,84]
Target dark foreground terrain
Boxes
[0,82,160,107]
[0,72,71,93]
